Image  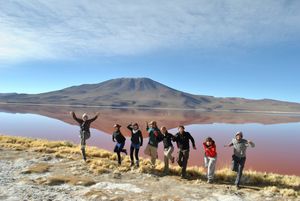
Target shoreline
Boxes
[1,102,300,115]
[0,134,299,200]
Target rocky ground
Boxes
[0,148,298,201]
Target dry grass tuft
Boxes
[22,163,51,174]
[43,175,96,186]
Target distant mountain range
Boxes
[1,77,300,112]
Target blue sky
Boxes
[0,0,300,102]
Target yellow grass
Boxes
[0,135,299,197]
[22,163,51,174]
[40,175,96,186]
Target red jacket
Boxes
[203,142,217,158]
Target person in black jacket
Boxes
[161,126,175,174]
[70,111,100,161]
[127,123,143,167]
[173,125,196,178]
[112,124,127,165]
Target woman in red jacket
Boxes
[203,137,217,183]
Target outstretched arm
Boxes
[127,123,133,131]
[224,142,233,147]
[247,140,255,148]
[70,111,82,123]
[89,112,100,122]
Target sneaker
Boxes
[207,179,212,184]
[130,162,134,167]
[236,185,241,190]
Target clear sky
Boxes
[0,0,300,103]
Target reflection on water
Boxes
[0,104,300,176]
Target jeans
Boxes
[130,143,140,165]
[177,149,190,177]
[232,155,246,186]
[114,142,126,164]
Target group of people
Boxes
[70,111,255,189]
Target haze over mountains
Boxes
[1,78,300,112]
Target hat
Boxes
[235,131,243,137]
[113,124,121,128]
[149,121,157,125]
[132,123,139,126]
[82,113,88,119]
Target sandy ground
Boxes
[0,148,298,201]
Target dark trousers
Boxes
[114,143,126,164]
[80,131,90,161]
[177,149,190,177]
[130,145,140,164]
[232,155,246,186]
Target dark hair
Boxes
[206,137,213,142]
[178,125,185,129]
[133,123,139,128]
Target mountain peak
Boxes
[99,77,168,91]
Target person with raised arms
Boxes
[225,131,255,189]
[70,111,100,161]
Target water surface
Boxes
[0,104,299,176]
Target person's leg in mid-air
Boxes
[177,150,183,167]
[164,146,174,173]
[207,157,217,183]
[181,150,190,178]
[80,131,87,161]
[114,143,122,165]
[235,157,246,188]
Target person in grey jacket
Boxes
[225,131,255,189]
[70,111,100,161]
